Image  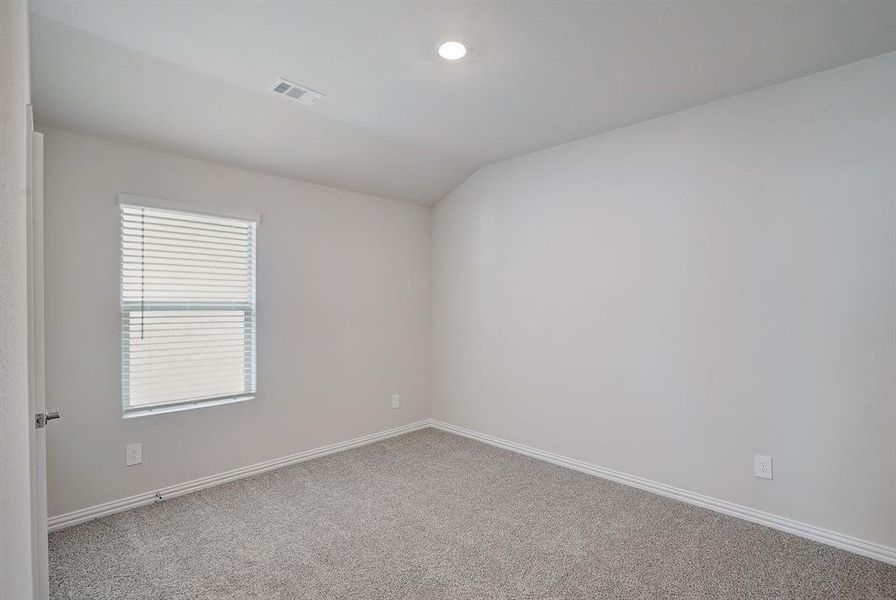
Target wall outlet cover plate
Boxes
[126,443,142,466]
[754,454,773,480]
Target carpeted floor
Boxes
[50,428,895,599]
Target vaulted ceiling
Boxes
[30,1,896,205]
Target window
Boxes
[120,195,257,416]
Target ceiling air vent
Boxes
[270,78,325,106]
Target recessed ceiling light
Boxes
[438,41,467,61]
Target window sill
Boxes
[123,394,255,419]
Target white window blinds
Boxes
[120,201,257,415]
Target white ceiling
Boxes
[30,1,896,205]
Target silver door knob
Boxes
[35,409,60,429]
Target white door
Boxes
[26,106,50,599]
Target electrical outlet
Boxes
[391,394,400,409]
[126,443,142,466]
[754,454,773,480]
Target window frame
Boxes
[118,193,260,418]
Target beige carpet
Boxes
[49,428,895,599]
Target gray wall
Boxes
[42,128,432,518]
[1,2,34,598]
[433,52,896,548]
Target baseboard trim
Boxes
[47,420,430,532]
[428,419,896,566]
[48,417,896,566]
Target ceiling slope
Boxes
[30,1,896,205]
[30,15,476,205]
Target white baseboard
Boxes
[428,419,896,566]
[48,417,896,566]
[47,420,430,532]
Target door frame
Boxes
[26,105,50,599]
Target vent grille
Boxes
[270,78,324,106]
